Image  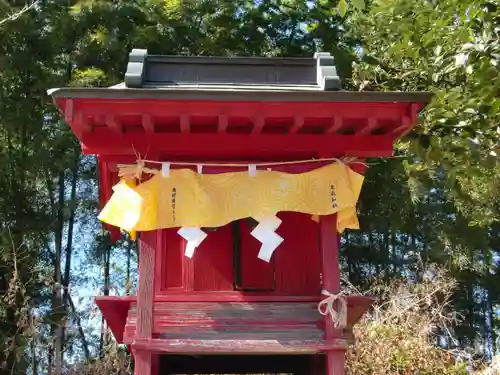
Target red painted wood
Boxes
[81,132,394,158]
[239,220,275,290]
[319,214,344,375]
[94,297,130,342]
[153,213,323,295]
[95,295,373,344]
[64,99,73,124]
[192,224,234,291]
[65,90,398,365]
[56,98,423,133]
[218,114,228,133]
[320,215,340,294]
[97,295,372,311]
[99,294,321,302]
[154,230,163,295]
[135,232,156,375]
[326,116,343,134]
[290,115,305,134]
[328,352,346,375]
[97,159,121,242]
[251,116,265,135]
[131,338,349,354]
[152,213,324,295]
[151,354,159,375]
[275,212,321,295]
[141,114,154,134]
[137,232,156,339]
[156,229,183,291]
[183,238,195,291]
[134,349,151,375]
[125,301,327,345]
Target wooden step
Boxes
[131,338,349,354]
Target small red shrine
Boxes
[50,49,432,375]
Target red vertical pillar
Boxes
[320,214,345,375]
[134,232,156,375]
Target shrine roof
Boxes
[50,86,432,103]
[48,48,433,160]
[49,48,432,101]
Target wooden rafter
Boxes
[141,113,154,134]
[180,114,190,133]
[80,133,394,158]
[251,116,265,135]
[105,114,122,133]
[325,116,343,134]
[359,118,379,135]
[217,114,228,133]
[289,115,305,134]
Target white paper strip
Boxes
[248,164,257,177]
[251,216,284,262]
[178,227,207,258]
[257,232,284,262]
[161,162,171,177]
[197,164,203,174]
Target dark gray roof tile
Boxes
[123,48,341,91]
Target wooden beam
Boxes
[217,114,228,133]
[72,111,91,137]
[64,99,73,123]
[141,114,154,134]
[105,114,122,134]
[359,117,379,135]
[134,350,152,375]
[320,214,340,295]
[251,116,265,135]
[58,98,421,122]
[134,232,156,375]
[392,115,412,139]
[180,114,190,133]
[96,294,322,303]
[325,116,343,134]
[289,115,305,134]
[131,338,349,354]
[81,133,394,158]
[319,214,345,375]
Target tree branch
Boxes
[68,294,91,361]
[0,0,39,28]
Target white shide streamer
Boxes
[178,227,208,258]
[251,216,284,262]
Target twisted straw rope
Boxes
[117,157,368,181]
[318,289,348,328]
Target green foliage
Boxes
[350,0,500,225]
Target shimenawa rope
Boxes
[117,157,369,181]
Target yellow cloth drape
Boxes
[98,162,364,233]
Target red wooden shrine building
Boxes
[50,49,432,375]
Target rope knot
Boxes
[318,289,348,328]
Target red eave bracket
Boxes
[54,98,426,160]
[95,296,134,343]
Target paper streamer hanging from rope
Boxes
[251,216,284,262]
[115,156,367,181]
[178,227,208,258]
[99,162,364,234]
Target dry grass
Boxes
[477,355,500,375]
[345,267,474,375]
[67,345,131,375]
